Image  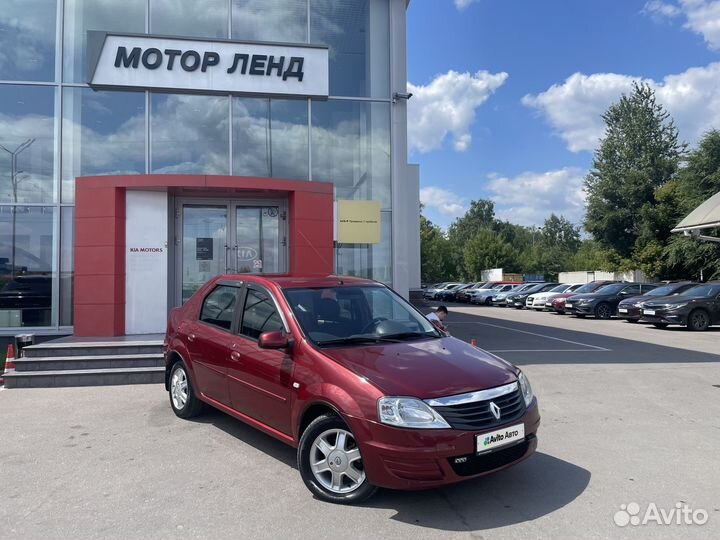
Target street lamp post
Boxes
[0,138,36,280]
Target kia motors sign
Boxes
[88,32,329,98]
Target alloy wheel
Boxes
[689,310,709,331]
[171,366,188,410]
[309,428,366,494]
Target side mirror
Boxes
[258,330,291,350]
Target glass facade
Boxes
[0,0,393,330]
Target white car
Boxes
[526,283,583,310]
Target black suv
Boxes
[617,282,698,322]
[640,281,720,331]
[565,282,658,319]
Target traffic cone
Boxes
[470,338,477,347]
[0,343,15,387]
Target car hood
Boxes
[619,294,655,306]
[320,337,518,400]
[567,293,606,301]
[645,295,706,307]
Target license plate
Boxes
[476,423,525,453]
[618,308,628,313]
[644,309,656,316]
[565,303,573,308]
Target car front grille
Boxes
[431,386,526,431]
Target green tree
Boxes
[540,214,581,252]
[584,82,684,259]
[463,229,517,280]
[420,213,454,283]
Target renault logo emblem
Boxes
[489,401,501,420]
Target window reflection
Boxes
[151,93,229,174]
[336,211,391,285]
[312,100,390,209]
[232,98,308,180]
[232,98,270,177]
[60,207,73,326]
[62,88,146,203]
[151,0,228,39]
[232,0,307,43]
[0,206,55,326]
[270,100,308,180]
[0,0,57,82]
[63,0,145,83]
[0,85,55,204]
[310,0,389,98]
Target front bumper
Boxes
[640,310,686,325]
[617,305,642,319]
[348,399,540,490]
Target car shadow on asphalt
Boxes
[189,406,590,532]
[187,407,297,468]
[366,452,591,532]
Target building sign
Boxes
[336,200,381,244]
[88,32,329,98]
[195,238,213,261]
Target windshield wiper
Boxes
[376,332,437,342]
[316,336,382,347]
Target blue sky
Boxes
[406,0,720,229]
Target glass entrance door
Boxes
[178,201,285,304]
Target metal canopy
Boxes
[672,191,720,233]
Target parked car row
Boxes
[423,279,720,331]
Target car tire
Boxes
[168,361,203,419]
[687,309,710,331]
[485,298,492,306]
[594,303,612,320]
[653,323,669,329]
[298,413,377,504]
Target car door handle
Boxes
[188,334,196,342]
[230,351,241,362]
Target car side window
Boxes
[240,288,285,340]
[200,285,241,331]
[624,284,641,295]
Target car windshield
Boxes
[283,286,440,347]
[647,284,687,296]
[549,284,569,293]
[573,282,606,294]
[594,283,625,294]
[679,284,720,297]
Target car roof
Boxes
[215,274,382,290]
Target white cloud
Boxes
[408,70,508,153]
[642,0,682,19]
[420,187,468,218]
[454,0,479,10]
[643,0,720,50]
[486,168,587,226]
[523,62,720,152]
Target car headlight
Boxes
[518,371,534,407]
[378,397,450,429]
[667,303,687,310]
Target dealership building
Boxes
[0,0,420,338]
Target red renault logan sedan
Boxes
[164,275,540,504]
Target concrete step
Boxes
[13,353,164,372]
[3,367,165,388]
[22,341,163,358]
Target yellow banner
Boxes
[337,200,381,244]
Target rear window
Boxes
[200,285,241,330]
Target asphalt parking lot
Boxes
[1,308,719,539]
